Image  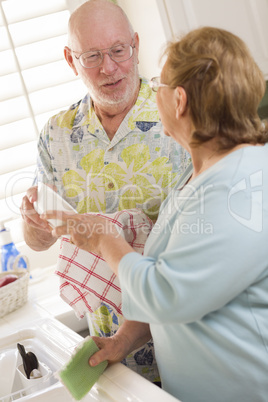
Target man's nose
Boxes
[100,52,118,74]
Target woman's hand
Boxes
[89,321,152,367]
[41,211,134,275]
[41,211,119,255]
[89,334,131,367]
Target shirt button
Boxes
[108,182,114,189]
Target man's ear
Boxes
[64,46,78,76]
[133,32,140,65]
[175,86,187,120]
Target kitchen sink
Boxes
[0,318,179,402]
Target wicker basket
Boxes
[0,269,30,318]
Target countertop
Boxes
[0,265,88,338]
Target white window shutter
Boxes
[0,0,86,223]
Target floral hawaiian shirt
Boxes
[36,77,189,382]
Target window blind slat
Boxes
[0,26,10,51]
[0,118,36,150]
[1,141,37,175]
[8,11,69,47]
[0,96,31,126]
[0,10,3,26]
[2,0,67,24]
[30,80,86,117]
[15,35,68,70]
[0,72,24,102]
[22,60,77,93]
[0,193,28,221]
[0,50,17,76]
[0,165,36,200]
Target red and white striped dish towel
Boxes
[55,209,153,318]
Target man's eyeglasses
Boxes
[149,76,170,92]
[72,43,135,69]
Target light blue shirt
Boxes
[119,144,268,401]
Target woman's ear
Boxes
[64,46,78,76]
[175,86,187,120]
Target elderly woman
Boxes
[45,27,268,401]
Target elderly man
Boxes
[21,0,188,383]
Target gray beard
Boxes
[86,66,140,108]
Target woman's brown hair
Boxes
[164,27,268,149]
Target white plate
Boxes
[34,183,77,228]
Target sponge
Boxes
[57,337,108,400]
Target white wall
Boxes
[66,0,87,12]
[118,0,268,79]
[163,0,268,79]
[117,0,167,78]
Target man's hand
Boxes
[20,186,51,232]
[20,186,56,251]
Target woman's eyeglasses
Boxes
[149,76,170,92]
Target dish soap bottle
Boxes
[0,222,27,272]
